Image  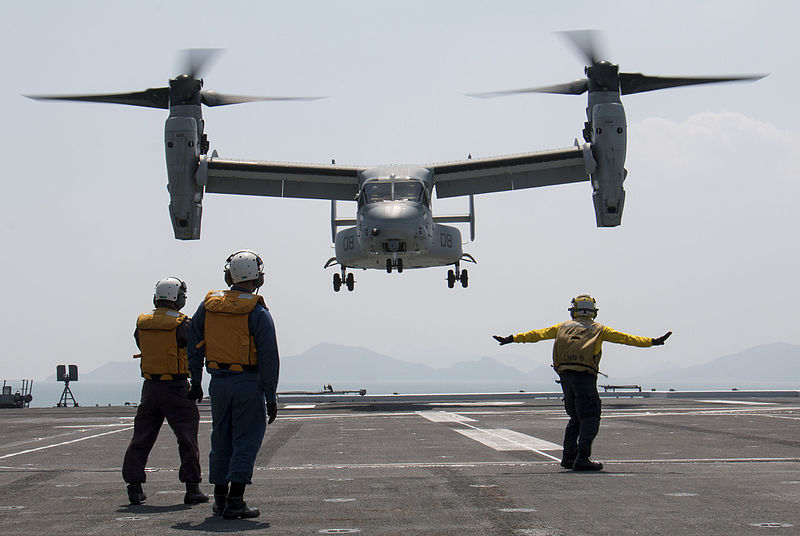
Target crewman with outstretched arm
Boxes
[493,294,671,471]
[123,278,208,506]
[188,250,280,520]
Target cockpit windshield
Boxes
[364,183,392,203]
[361,180,426,205]
[393,182,423,202]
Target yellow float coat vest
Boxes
[135,308,189,380]
[553,320,604,375]
[202,290,265,372]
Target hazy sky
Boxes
[2,1,797,382]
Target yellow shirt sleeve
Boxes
[599,326,653,349]
[513,323,562,343]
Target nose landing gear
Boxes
[386,256,403,274]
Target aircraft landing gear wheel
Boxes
[333,272,342,292]
[386,259,392,274]
[346,272,355,291]
[460,269,468,288]
[397,258,403,273]
[447,269,456,288]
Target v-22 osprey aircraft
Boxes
[28,34,763,292]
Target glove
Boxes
[651,331,672,346]
[267,402,278,424]
[188,382,203,401]
[493,335,514,346]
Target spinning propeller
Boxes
[26,48,323,108]
[468,30,765,98]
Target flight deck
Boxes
[0,393,797,535]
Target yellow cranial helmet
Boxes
[569,294,598,319]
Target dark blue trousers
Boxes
[208,373,267,485]
[558,370,602,460]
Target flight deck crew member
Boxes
[188,250,279,520]
[123,278,209,506]
[493,294,671,471]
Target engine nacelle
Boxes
[165,116,203,239]
[589,102,627,227]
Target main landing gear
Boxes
[332,267,354,292]
[446,254,476,289]
[325,257,355,292]
[447,267,468,288]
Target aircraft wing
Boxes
[202,157,363,200]
[430,147,590,198]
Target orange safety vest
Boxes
[200,290,265,372]
[552,320,604,375]
[134,308,189,380]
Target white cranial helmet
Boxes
[225,250,265,287]
[153,277,187,308]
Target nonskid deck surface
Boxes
[0,395,798,535]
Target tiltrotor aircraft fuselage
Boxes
[27,35,763,291]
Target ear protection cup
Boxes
[174,278,187,310]
[224,257,234,286]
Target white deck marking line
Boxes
[414,410,560,460]
[757,414,800,421]
[427,402,525,407]
[415,411,477,423]
[56,423,134,428]
[0,427,134,460]
[454,428,562,454]
[550,408,800,419]
[254,456,800,472]
[284,404,317,409]
[695,399,776,405]
[456,422,561,461]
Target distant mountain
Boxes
[620,342,800,386]
[282,343,555,385]
[282,343,437,383]
[46,342,800,388]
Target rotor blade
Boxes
[25,87,170,109]
[466,79,588,98]
[619,73,767,95]
[559,30,604,66]
[200,91,325,107]
[182,48,221,79]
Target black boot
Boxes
[184,483,209,505]
[212,483,228,515]
[222,496,260,519]
[560,457,576,469]
[127,483,146,505]
[572,457,604,471]
[212,494,227,515]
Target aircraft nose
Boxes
[372,203,421,221]
[364,203,427,245]
[365,203,422,228]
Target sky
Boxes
[1,1,798,383]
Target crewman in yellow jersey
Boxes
[493,294,671,471]
[188,250,280,520]
[123,278,209,506]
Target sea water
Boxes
[24,380,800,408]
